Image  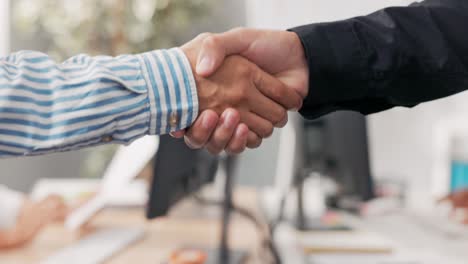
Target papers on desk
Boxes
[299,231,394,255]
[31,178,148,207]
[308,249,461,264]
[309,254,435,264]
[31,136,159,230]
[301,230,466,264]
[65,136,159,230]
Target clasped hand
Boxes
[177,28,309,154]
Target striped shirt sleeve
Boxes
[0,48,198,158]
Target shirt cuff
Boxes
[136,48,199,135]
[0,186,24,230]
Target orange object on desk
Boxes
[169,249,208,264]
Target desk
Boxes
[0,188,264,264]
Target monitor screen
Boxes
[304,111,374,203]
[146,135,218,219]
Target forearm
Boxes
[0,230,16,249]
[291,0,468,119]
[0,48,197,157]
[0,228,29,249]
[0,186,23,248]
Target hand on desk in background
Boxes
[174,28,309,155]
[0,195,67,249]
[440,190,468,224]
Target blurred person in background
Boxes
[0,185,67,248]
[442,190,468,224]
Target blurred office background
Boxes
[4,0,468,263]
[0,0,247,191]
[1,0,468,221]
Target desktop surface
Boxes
[298,211,468,264]
[0,188,263,264]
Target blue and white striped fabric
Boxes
[0,48,198,157]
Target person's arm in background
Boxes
[0,185,67,248]
[178,0,468,152]
[0,36,301,157]
[440,190,468,224]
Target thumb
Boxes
[170,130,186,139]
[196,28,254,77]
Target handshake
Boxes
[175,28,309,154]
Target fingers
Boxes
[206,109,240,155]
[249,89,287,128]
[181,109,254,154]
[40,195,68,222]
[253,67,303,111]
[184,110,219,149]
[196,28,254,76]
[170,130,185,139]
[225,124,249,154]
[277,112,289,128]
[242,113,274,139]
[247,131,262,149]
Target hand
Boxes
[0,195,67,248]
[173,28,309,154]
[180,33,303,154]
[440,190,468,224]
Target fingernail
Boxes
[202,114,213,129]
[184,137,197,149]
[236,124,248,137]
[197,57,212,74]
[223,111,236,129]
[292,100,303,112]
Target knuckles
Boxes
[272,86,284,101]
[259,125,274,139]
[273,109,287,126]
[247,137,262,149]
[196,32,213,41]
[201,34,224,52]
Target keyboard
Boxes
[40,227,145,264]
[406,211,468,239]
[355,212,468,264]
[302,212,468,264]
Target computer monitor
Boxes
[146,135,218,219]
[304,111,375,204]
[324,111,374,202]
[146,136,248,264]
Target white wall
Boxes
[0,0,9,55]
[246,0,412,29]
[245,0,460,210]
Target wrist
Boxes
[288,31,310,98]
[180,46,217,115]
[138,48,199,133]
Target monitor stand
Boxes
[294,170,351,232]
[182,157,248,264]
[207,156,248,264]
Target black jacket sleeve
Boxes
[290,0,468,119]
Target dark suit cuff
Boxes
[290,21,377,119]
